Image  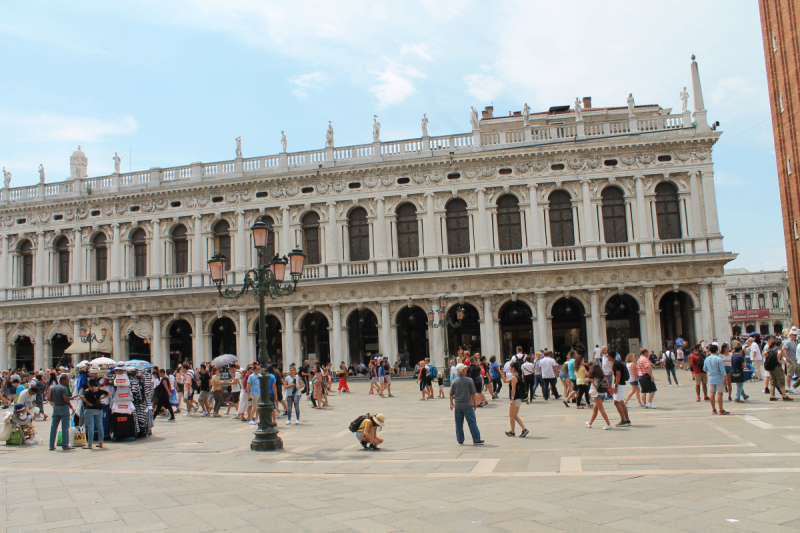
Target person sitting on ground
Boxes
[355,413,385,450]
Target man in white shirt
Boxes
[539,352,560,401]
[747,337,763,380]
[592,345,602,361]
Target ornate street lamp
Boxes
[429,295,464,386]
[208,220,306,452]
[80,319,107,358]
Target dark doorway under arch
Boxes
[302,312,330,364]
[552,298,587,363]
[169,319,193,369]
[605,294,641,357]
[51,334,71,368]
[396,306,429,366]
[254,315,283,366]
[128,333,151,362]
[498,301,533,359]
[14,337,34,371]
[659,291,695,350]
[448,303,481,357]
[348,309,379,365]
[211,317,237,358]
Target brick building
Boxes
[760,0,800,325]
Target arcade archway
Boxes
[551,297,587,363]
[659,290,695,349]
[396,306,429,366]
[448,303,481,357]
[254,314,283,365]
[128,333,151,362]
[50,334,71,368]
[211,317,237,358]
[348,309,379,365]
[169,319,192,369]
[302,312,330,364]
[498,301,533,358]
[605,294,640,356]
[14,337,33,371]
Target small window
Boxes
[780,93,785,113]
[551,163,565,171]
[16,218,26,224]
[129,205,140,212]
[212,196,224,203]
[53,214,63,221]
[301,186,314,194]
[170,201,181,208]
[90,210,100,216]
[256,191,268,198]
[348,182,361,189]
[499,168,512,175]
[604,159,618,166]
[657,155,672,162]
[397,177,410,185]
[773,32,777,52]
[447,172,461,180]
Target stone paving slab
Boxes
[2,370,800,531]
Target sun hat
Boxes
[790,327,799,336]
[13,403,26,414]
[372,413,385,427]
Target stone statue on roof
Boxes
[523,103,531,126]
[627,93,636,117]
[113,152,122,173]
[421,114,428,137]
[574,98,583,122]
[326,122,334,147]
[69,146,88,180]
[3,167,11,188]
[235,136,242,158]
[38,164,45,184]
[470,106,480,130]
[281,131,287,153]
[373,115,381,142]
[679,87,690,113]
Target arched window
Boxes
[772,292,781,308]
[260,216,275,259]
[214,220,231,271]
[131,229,147,278]
[655,182,682,240]
[601,187,628,243]
[757,293,766,309]
[497,195,523,251]
[348,207,370,261]
[55,236,70,284]
[94,233,107,281]
[302,212,320,265]
[730,295,738,311]
[19,240,33,287]
[172,225,188,274]
[744,293,752,310]
[548,191,575,247]
[396,203,419,258]
[445,199,470,255]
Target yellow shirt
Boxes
[575,366,587,386]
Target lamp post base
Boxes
[251,437,284,451]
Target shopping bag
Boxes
[7,428,22,445]
[73,431,86,446]
[57,430,62,447]
[169,390,179,407]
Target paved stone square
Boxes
[2,369,800,532]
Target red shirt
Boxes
[689,353,706,375]
[636,356,652,377]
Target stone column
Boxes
[192,214,203,286]
[424,193,438,271]
[0,323,6,370]
[590,290,601,348]
[581,180,598,260]
[430,299,444,369]
[712,282,730,341]
[476,188,491,266]
[153,315,163,369]
[699,283,713,341]
[639,311,648,348]
[34,322,44,371]
[284,307,296,369]
[375,197,389,274]
[111,223,121,291]
[527,185,544,264]
[112,317,121,361]
[644,287,657,352]
[701,170,723,252]
[236,210,246,275]
[380,301,391,359]
[35,231,46,290]
[634,176,652,257]
[0,234,8,292]
[688,171,703,238]
[332,303,343,366]
[238,310,248,363]
[151,219,161,289]
[193,313,204,368]
[282,206,292,256]
[71,321,80,367]
[482,297,495,358]
[326,201,339,277]
[535,292,548,352]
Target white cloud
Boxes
[400,43,432,61]
[0,113,138,142]
[370,63,425,108]
[288,71,328,99]
[464,74,504,102]
[710,75,759,106]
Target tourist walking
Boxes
[209,367,228,417]
[197,365,212,415]
[450,363,484,445]
[624,353,643,407]
[703,344,729,414]
[226,364,241,416]
[285,366,301,424]
[153,369,176,421]
[247,363,261,424]
[690,345,709,402]
[764,339,794,401]
[182,364,196,414]
[506,361,529,437]
[612,355,631,426]
[746,336,763,380]
[48,374,76,451]
[338,362,350,393]
[783,328,799,394]
[539,351,560,400]
[637,349,658,408]
[664,349,680,386]
[79,378,109,448]
[586,364,612,429]
[720,343,733,401]
[731,345,749,402]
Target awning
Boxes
[64,325,113,355]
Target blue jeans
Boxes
[735,382,749,401]
[286,394,300,421]
[454,407,481,444]
[50,405,70,449]
[85,408,104,446]
[666,368,679,385]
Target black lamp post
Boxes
[79,319,107,359]
[208,220,306,452]
[428,296,464,386]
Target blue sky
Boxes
[0,1,781,271]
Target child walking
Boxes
[586,363,612,430]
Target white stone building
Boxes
[0,58,734,371]
[725,268,791,337]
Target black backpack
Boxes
[696,352,706,370]
[764,349,779,372]
[665,353,675,370]
[349,413,371,433]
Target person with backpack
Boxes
[702,344,729,415]
[764,338,794,401]
[690,345,709,402]
[663,349,680,386]
[731,345,749,403]
[585,363,612,429]
[350,413,385,450]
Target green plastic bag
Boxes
[6,428,21,445]
[56,431,62,447]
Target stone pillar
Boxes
[151,219,161,289]
[581,180,598,260]
[634,176,652,257]
[476,188,491,266]
[0,234,8,291]
[238,310,248,363]
[284,307,296,369]
[71,321,80,367]
[482,297,494,358]
[0,323,6,370]
[430,300,444,369]
[535,292,547,353]
[375,197,389,274]
[688,171,703,238]
[193,313,204,368]
[111,223,121,291]
[639,311,648,349]
[34,322,44,371]
[644,287,657,352]
[236,210,246,274]
[380,301,391,358]
[712,282,730,341]
[35,231,46,289]
[112,318,121,361]
[701,170,723,252]
[282,206,292,256]
[590,290,601,348]
[192,214,203,286]
[331,303,343,366]
[699,283,713,341]
[153,315,163,369]
[424,192,438,271]
[326,201,339,277]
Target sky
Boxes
[0,0,782,271]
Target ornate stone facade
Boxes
[725,268,791,336]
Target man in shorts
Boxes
[636,350,657,409]
[703,344,729,414]
[783,328,799,394]
[197,365,212,416]
[690,345,709,402]
[612,355,630,426]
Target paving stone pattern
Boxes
[2,369,800,532]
